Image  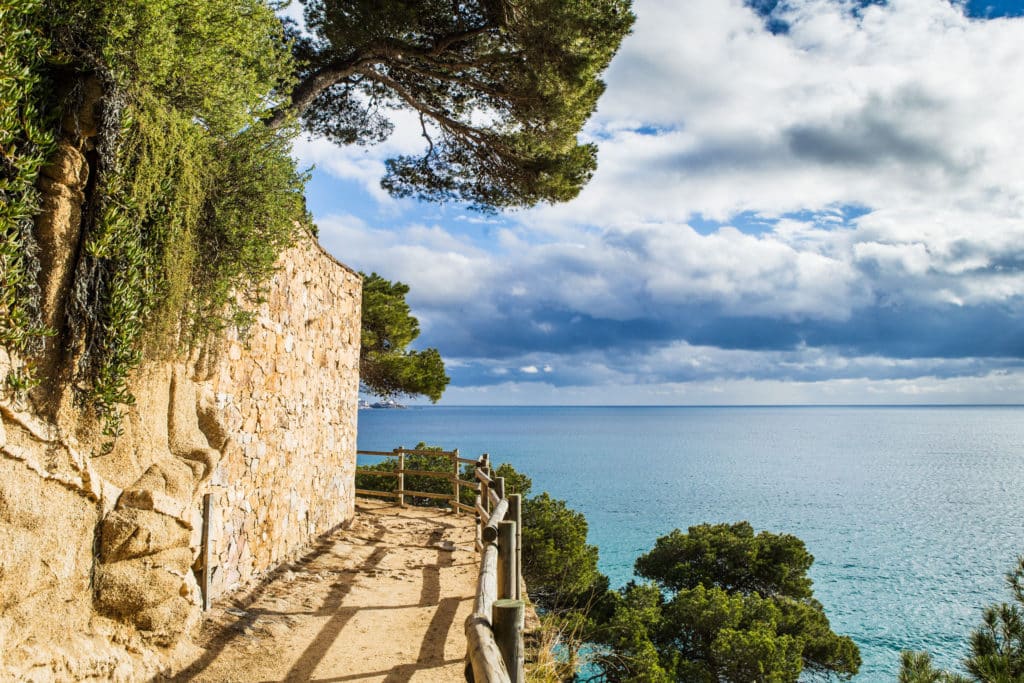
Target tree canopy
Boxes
[359,272,449,402]
[593,522,861,682]
[274,0,634,210]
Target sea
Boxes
[357,405,1024,681]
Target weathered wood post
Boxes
[396,446,405,508]
[482,453,491,514]
[474,494,484,553]
[452,448,460,515]
[495,476,505,502]
[492,599,525,683]
[482,498,509,544]
[507,494,522,601]
[479,455,490,515]
[497,520,517,600]
[200,492,213,611]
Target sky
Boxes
[293,0,1024,405]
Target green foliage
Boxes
[494,462,531,498]
[359,272,449,402]
[901,556,1024,683]
[2,0,309,431]
[634,522,814,599]
[593,523,860,682]
[0,0,55,388]
[899,651,969,683]
[47,0,292,135]
[280,0,634,210]
[70,96,205,428]
[521,492,605,611]
[193,122,311,339]
[70,111,307,433]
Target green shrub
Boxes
[0,0,310,432]
[0,0,56,390]
[592,523,860,682]
[356,443,476,508]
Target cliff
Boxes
[0,126,362,680]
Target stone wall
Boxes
[204,238,362,598]
[1,180,361,680]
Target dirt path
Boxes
[171,499,478,682]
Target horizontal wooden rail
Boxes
[400,468,452,479]
[466,615,510,683]
[476,468,493,485]
[482,499,509,543]
[452,500,476,514]
[357,448,458,457]
[356,487,464,502]
[357,468,474,481]
[355,489,399,499]
[355,469,399,477]
[474,543,499,618]
[397,448,458,457]
[399,490,452,501]
[467,543,508,682]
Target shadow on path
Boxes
[169,502,473,683]
[166,525,386,682]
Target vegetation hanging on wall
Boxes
[0,0,311,433]
[0,0,56,392]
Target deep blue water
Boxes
[357,406,1024,681]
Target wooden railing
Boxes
[355,449,525,682]
[355,446,480,512]
[465,453,525,683]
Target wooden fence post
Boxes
[452,449,460,515]
[497,520,517,600]
[495,476,505,501]
[200,492,213,611]
[508,494,522,601]
[396,446,405,508]
[474,494,483,553]
[482,454,491,514]
[492,599,525,683]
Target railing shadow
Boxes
[164,523,385,682]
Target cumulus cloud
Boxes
[302,0,1024,403]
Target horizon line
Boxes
[378,402,1024,409]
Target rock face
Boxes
[202,239,362,599]
[0,131,361,679]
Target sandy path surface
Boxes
[172,499,477,682]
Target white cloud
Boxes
[528,0,1024,231]
[304,0,1024,403]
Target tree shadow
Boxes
[168,503,472,683]
[164,523,385,682]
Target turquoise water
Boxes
[357,406,1024,680]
